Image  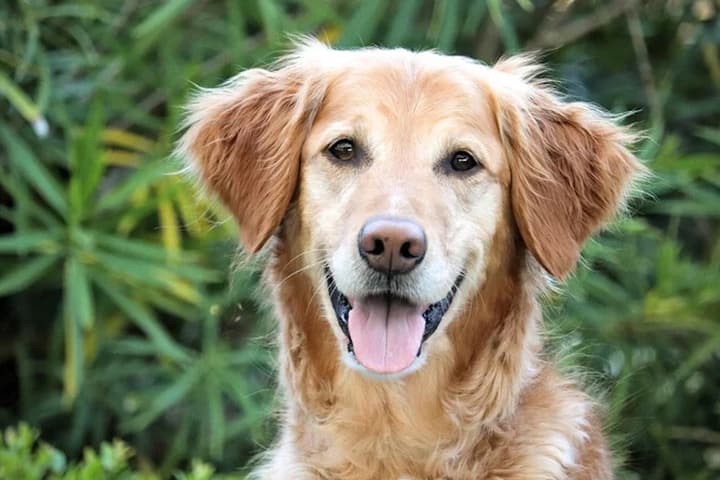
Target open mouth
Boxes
[325,268,463,374]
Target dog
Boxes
[178,39,643,479]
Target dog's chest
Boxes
[299,393,466,479]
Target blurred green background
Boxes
[1,0,719,478]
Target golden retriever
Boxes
[178,39,643,479]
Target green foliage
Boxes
[0,0,718,478]
[0,423,241,480]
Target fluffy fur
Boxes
[178,39,644,479]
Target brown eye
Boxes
[449,151,479,172]
[328,139,355,161]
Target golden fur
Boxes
[179,39,643,479]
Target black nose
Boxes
[358,216,427,275]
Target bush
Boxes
[0,423,240,480]
[1,1,718,478]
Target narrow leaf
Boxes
[0,254,60,297]
[157,191,181,256]
[385,0,424,46]
[338,0,385,47]
[488,0,519,53]
[205,374,224,459]
[124,366,201,431]
[0,230,62,254]
[68,100,106,223]
[92,273,191,363]
[0,71,48,136]
[435,0,461,52]
[65,257,94,329]
[93,159,170,214]
[91,230,199,262]
[101,129,155,153]
[0,127,67,216]
[133,0,195,39]
[257,0,283,44]
[63,288,84,403]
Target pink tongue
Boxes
[347,297,426,374]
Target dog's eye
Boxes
[449,151,479,172]
[328,139,355,162]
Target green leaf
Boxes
[35,4,113,22]
[90,231,201,264]
[225,0,249,65]
[653,152,720,176]
[385,0,424,46]
[132,0,196,39]
[650,199,720,217]
[0,127,67,216]
[205,373,224,459]
[672,329,720,385]
[257,0,283,44]
[514,0,534,12]
[63,298,84,403]
[65,257,94,329]
[433,0,461,53]
[92,250,205,302]
[0,254,60,297]
[124,365,201,431]
[338,0,386,47]
[487,0,519,53]
[0,71,48,136]
[0,169,61,229]
[696,126,720,146]
[68,101,106,223]
[0,229,62,254]
[462,0,487,36]
[93,159,170,214]
[107,338,162,357]
[221,346,272,367]
[92,273,191,363]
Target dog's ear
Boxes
[178,62,326,253]
[491,57,644,279]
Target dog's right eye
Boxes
[328,139,355,162]
[449,151,479,172]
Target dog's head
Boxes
[179,40,642,378]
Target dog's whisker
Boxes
[275,259,326,289]
[282,247,329,267]
[306,275,331,316]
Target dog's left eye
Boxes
[449,151,479,172]
[328,139,355,162]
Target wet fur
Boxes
[179,40,643,479]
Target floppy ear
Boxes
[178,62,326,252]
[492,58,644,279]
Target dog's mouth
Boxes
[326,268,463,375]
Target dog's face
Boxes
[299,56,506,375]
[180,41,640,378]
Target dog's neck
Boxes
[266,219,542,457]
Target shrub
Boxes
[0,423,240,480]
[1,1,718,477]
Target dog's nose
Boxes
[358,217,427,275]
